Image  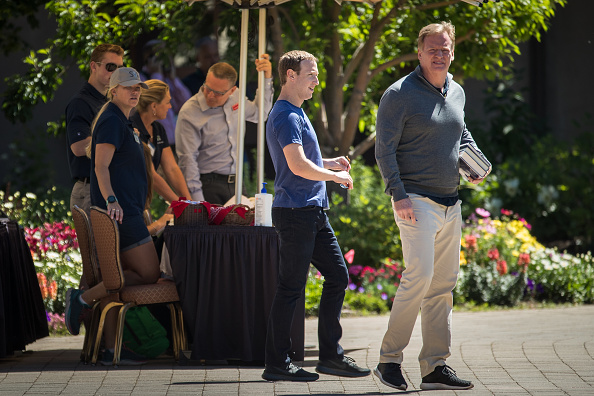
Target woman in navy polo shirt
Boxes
[65,67,159,365]
[131,79,191,202]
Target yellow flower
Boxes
[460,250,467,266]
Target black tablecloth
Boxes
[0,220,49,358]
[164,225,304,362]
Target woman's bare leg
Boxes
[120,241,160,286]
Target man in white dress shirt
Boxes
[175,55,273,204]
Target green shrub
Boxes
[329,159,402,268]
[462,78,594,253]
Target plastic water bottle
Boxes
[255,182,273,227]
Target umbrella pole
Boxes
[235,8,249,204]
[256,8,267,191]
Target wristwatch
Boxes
[106,195,118,206]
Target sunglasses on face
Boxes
[95,61,124,72]
[202,83,232,97]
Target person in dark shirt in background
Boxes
[181,37,220,96]
[66,44,125,214]
[131,79,191,202]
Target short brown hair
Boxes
[207,62,237,87]
[278,50,318,86]
[418,22,456,52]
[90,43,125,63]
[137,79,170,113]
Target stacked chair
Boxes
[71,205,102,363]
[73,205,186,366]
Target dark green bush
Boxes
[329,159,402,268]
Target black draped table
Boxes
[0,219,49,358]
[163,224,304,363]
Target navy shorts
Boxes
[118,213,151,252]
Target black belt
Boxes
[200,173,236,184]
[74,177,90,183]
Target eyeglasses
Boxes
[425,48,452,57]
[122,86,141,93]
[95,61,124,72]
[202,83,232,97]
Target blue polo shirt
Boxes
[90,102,147,216]
[266,100,328,209]
[130,111,170,171]
[65,82,106,180]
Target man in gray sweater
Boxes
[374,21,489,391]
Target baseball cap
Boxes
[109,67,148,90]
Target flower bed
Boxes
[305,208,594,315]
[2,189,592,328]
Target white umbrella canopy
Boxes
[183,0,380,203]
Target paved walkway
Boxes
[1,305,593,395]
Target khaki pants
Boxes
[379,194,462,377]
[70,180,91,214]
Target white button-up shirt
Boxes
[175,79,273,201]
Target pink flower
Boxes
[501,208,513,216]
[487,248,500,261]
[348,265,363,276]
[520,218,532,230]
[344,249,355,264]
[475,208,491,218]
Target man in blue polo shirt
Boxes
[66,44,125,213]
[263,50,370,382]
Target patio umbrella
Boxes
[184,0,381,203]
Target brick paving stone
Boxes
[1,306,593,395]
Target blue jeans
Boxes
[265,206,349,367]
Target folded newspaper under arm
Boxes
[459,144,491,181]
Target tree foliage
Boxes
[2,0,565,155]
[0,1,47,56]
[266,0,566,156]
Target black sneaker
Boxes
[101,347,148,366]
[65,288,86,335]
[262,362,319,382]
[420,365,474,390]
[316,356,371,377]
[374,362,407,390]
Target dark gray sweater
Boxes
[375,66,482,202]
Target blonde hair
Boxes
[141,142,154,209]
[418,22,456,51]
[85,91,115,158]
[137,79,170,114]
[278,50,318,86]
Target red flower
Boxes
[48,280,58,300]
[465,235,478,252]
[361,266,375,276]
[501,208,513,216]
[518,253,530,267]
[487,248,500,261]
[496,260,508,275]
[37,273,48,299]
